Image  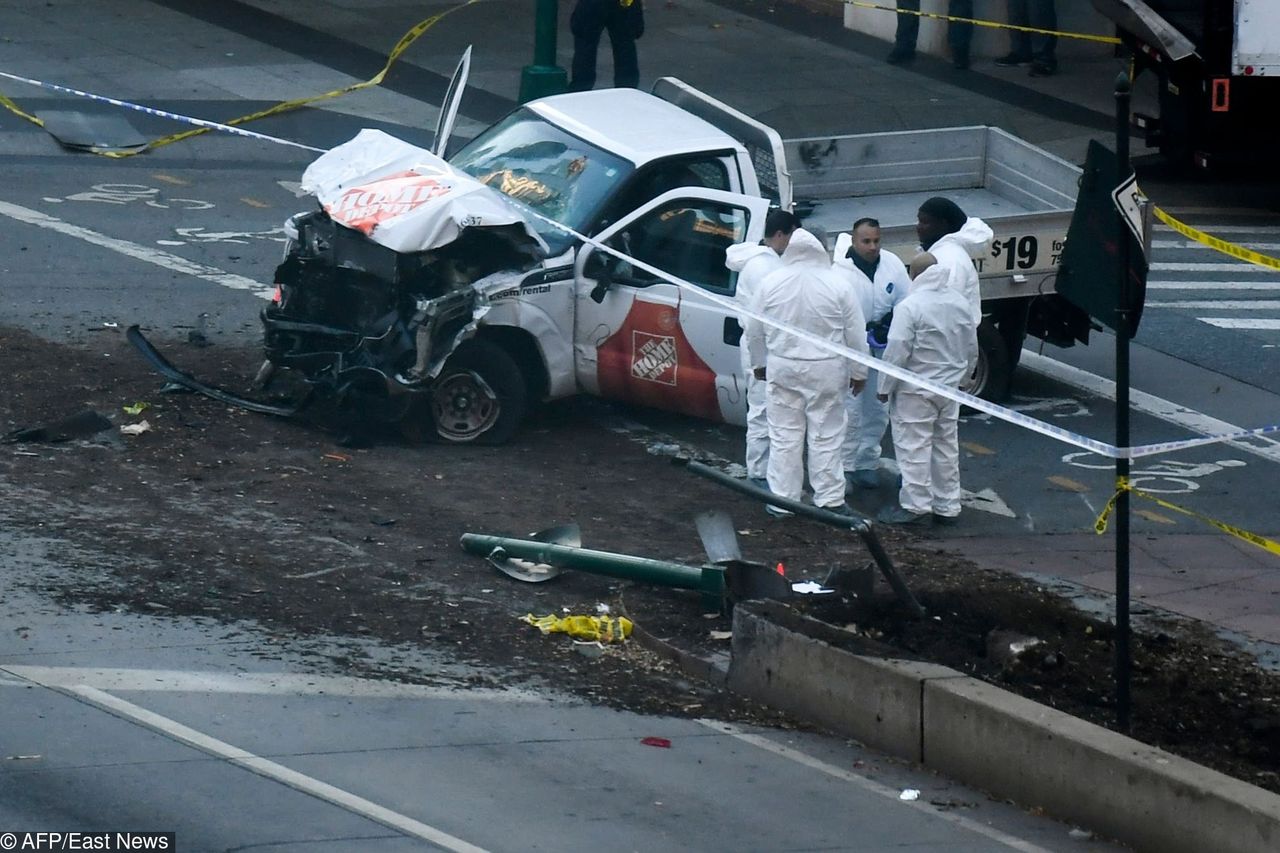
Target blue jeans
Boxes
[893,1,974,63]
[1007,0,1057,64]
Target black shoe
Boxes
[953,55,970,70]
[994,52,1031,67]
[886,48,915,65]
[876,505,931,526]
[1029,61,1058,77]
[932,513,959,526]
[820,503,857,519]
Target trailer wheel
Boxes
[428,338,528,445]
[963,321,1012,403]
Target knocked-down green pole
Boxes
[460,533,725,612]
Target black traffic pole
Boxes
[1114,70,1133,734]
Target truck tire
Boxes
[428,338,528,445]
[963,321,1012,403]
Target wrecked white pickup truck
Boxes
[133,72,1085,445]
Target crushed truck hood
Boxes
[301,128,548,256]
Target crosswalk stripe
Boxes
[1152,240,1280,251]
[1150,262,1278,273]
[1196,318,1280,330]
[1147,281,1280,290]
[1148,300,1280,309]
[1155,224,1280,235]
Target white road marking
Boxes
[697,720,1054,853]
[1152,240,1280,251]
[961,487,1017,518]
[0,666,544,702]
[0,199,273,299]
[1197,318,1280,330]
[62,685,491,853]
[1156,223,1280,234]
[1147,300,1280,309]
[1150,262,1276,273]
[1147,281,1280,291]
[1019,350,1280,465]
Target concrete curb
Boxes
[726,601,1280,853]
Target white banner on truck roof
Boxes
[301,129,546,255]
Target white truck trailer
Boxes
[1093,0,1280,169]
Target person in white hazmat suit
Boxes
[725,210,801,489]
[833,217,912,491]
[876,253,978,525]
[914,196,994,330]
[743,228,870,515]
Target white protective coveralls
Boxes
[833,234,912,477]
[725,242,784,481]
[878,264,978,518]
[743,229,869,509]
[926,217,994,328]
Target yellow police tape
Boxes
[1094,477,1280,557]
[1152,206,1280,272]
[522,613,635,643]
[0,90,42,126]
[851,1,1120,45]
[0,0,482,158]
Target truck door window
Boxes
[609,199,750,295]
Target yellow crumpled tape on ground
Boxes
[522,614,634,643]
[0,0,483,158]
[1094,477,1280,557]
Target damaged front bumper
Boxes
[126,325,304,417]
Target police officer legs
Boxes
[570,0,642,91]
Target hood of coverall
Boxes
[910,263,953,294]
[931,217,994,258]
[724,241,779,272]
[779,228,829,267]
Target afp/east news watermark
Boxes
[0,833,173,851]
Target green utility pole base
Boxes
[519,64,568,103]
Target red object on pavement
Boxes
[775,562,786,576]
[640,737,672,748]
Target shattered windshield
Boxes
[450,109,633,255]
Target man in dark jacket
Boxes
[570,0,645,91]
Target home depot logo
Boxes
[328,170,453,234]
[631,332,678,385]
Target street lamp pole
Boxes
[520,0,569,102]
[1114,70,1133,734]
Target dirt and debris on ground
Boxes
[2,326,1278,795]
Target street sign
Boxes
[1111,172,1147,255]
[1055,140,1149,337]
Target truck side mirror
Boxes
[585,251,616,303]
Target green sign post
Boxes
[519,0,569,102]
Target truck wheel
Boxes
[963,321,1012,403]
[428,338,528,445]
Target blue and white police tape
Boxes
[521,209,1280,462]
[0,70,326,154]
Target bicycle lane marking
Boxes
[0,198,273,299]
[1019,350,1280,467]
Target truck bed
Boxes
[783,126,1081,300]
[786,126,1077,234]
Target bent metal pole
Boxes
[681,460,924,619]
